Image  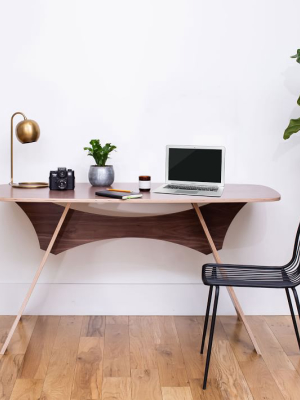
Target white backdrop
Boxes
[0,0,299,315]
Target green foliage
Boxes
[284,50,300,140]
[284,118,300,140]
[291,49,300,64]
[84,139,117,166]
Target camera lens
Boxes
[58,168,67,178]
[58,179,67,190]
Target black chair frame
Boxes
[200,223,300,390]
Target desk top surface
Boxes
[0,183,280,204]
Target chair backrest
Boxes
[284,223,300,285]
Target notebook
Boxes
[95,190,142,200]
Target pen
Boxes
[107,189,132,193]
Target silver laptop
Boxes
[154,145,225,197]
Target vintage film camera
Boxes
[49,167,75,190]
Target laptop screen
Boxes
[168,148,222,183]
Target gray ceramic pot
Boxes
[88,165,115,187]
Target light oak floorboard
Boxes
[153,316,188,387]
[129,316,157,369]
[207,319,253,400]
[81,316,105,338]
[161,387,193,400]
[155,343,189,387]
[221,316,284,400]
[238,360,284,400]
[9,379,43,400]
[0,316,299,399]
[175,316,224,399]
[40,316,83,400]
[174,316,204,380]
[71,337,104,400]
[103,324,130,378]
[152,317,180,346]
[18,316,60,380]
[0,317,14,349]
[102,377,131,400]
[0,354,23,400]
[106,316,129,325]
[131,369,162,400]
[189,378,224,400]
[248,316,300,400]
[7,317,38,355]
[265,315,300,376]
[265,315,300,357]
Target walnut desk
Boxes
[0,183,280,355]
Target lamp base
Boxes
[10,182,49,189]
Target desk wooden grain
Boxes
[0,183,280,203]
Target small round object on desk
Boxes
[139,175,151,192]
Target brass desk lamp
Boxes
[10,112,48,188]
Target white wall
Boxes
[0,0,299,315]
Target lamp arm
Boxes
[10,112,27,185]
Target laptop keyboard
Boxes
[164,184,219,192]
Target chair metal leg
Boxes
[200,286,213,354]
[203,286,219,390]
[292,287,300,318]
[292,287,300,350]
[285,288,300,350]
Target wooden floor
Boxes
[0,316,300,399]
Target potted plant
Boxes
[284,49,300,139]
[84,139,117,186]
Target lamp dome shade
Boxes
[15,119,40,143]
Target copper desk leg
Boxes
[0,202,71,355]
[192,203,262,356]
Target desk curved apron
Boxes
[16,202,246,255]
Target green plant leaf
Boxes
[283,117,300,140]
[298,96,300,106]
[84,139,117,166]
[291,49,300,63]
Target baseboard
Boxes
[0,283,292,315]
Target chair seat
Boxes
[202,263,295,288]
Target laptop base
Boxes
[153,185,224,197]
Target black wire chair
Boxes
[200,223,300,390]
